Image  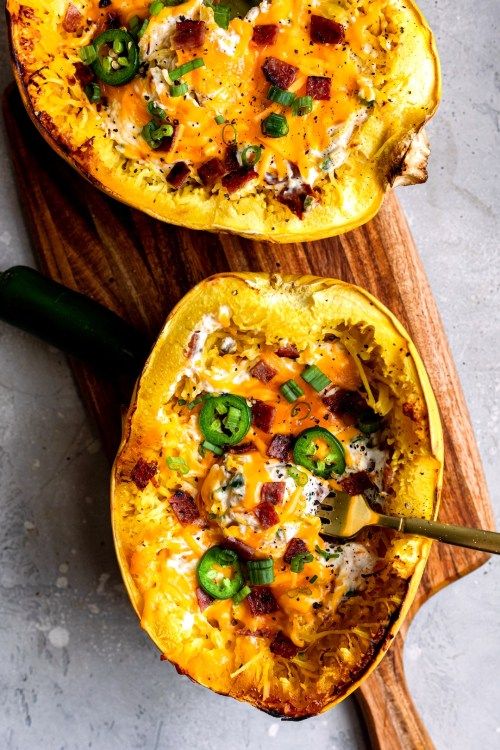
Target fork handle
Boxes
[378,515,500,554]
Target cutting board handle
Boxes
[356,637,435,750]
[0,265,147,374]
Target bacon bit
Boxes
[167,161,190,189]
[221,536,256,561]
[227,441,258,454]
[198,157,225,187]
[310,15,345,45]
[73,62,95,87]
[252,24,279,46]
[236,626,275,638]
[172,19,207,49]
[255,501,280,529]
[221,168,258,194]
[130,457,158,490]
[323,389,366,417]
[278,182,314,219]
[196,586,213,611]
[186,330,200,359]
[252,400,275,433]
[267,434,293,461]
[283,537,308,563]
[306,76,332,101]
[270,631,300,658]
[62,3,83,32]
[247,587,279,615]
[224,144,239,173]
[169,490,200,525]
[262,57,299,89]
[261,482,286,505]
[250,359,277,383]
[339,471,375,496]
[275,343,299,359]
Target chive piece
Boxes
[261,113,289,138]
[170,82,188,97]
[214,114,225,125]
[79,45,97,65]
[286,466,308,487]
[202,440,224,456]
[233,584,251,604]
[290,552,313,573]
[247,558,274,569]
[309,575,318,584]
[222,123,237,145]
[213,4,231,29]
[247,558,274,584]
[241,145,262,167]
[280,379,304,403]
[187,395,204,410]
[267,85,296,107]
[147,100,166,119]
[149,1,165,15]
[129,15,141,36]
[166,456,189,474]
[315,544,340,561]
[169,57,205,80]
[292,95,313,116]
[301,364,331,392]
[138,18,149,38]
[321,157,333,171]
[83,83,101,103]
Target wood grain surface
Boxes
[3,83,494,750]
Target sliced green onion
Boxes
[261,113,289,138]
[247,559,275,585]
[169,57,205,81]
[232,584,251,604]
[149,0,164,15]
[290,552,313,573]
[166,456,189,474]
[315,544,340,561]
[201,439,224,456]
[309,574,318,584]
[286,466,308,487]
[83,83,101,103]
[321,157,333,171]
[147,100,166,119]
[187,395,205,410]
[137,18,149,38]
[241,145,262,167]
[267,85,296,107]
[170,82,188,97]
[222,123,237,145]
[213,4,231,29]
[301,364,331,392]
[280,379,304,403]
[129,15,141,35]
[247,558,274,569]
[214,114,225,125]
[79,45,97,65]
[292,95,313,116]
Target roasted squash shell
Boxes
[111,274,443,717]
[8,0,440,242]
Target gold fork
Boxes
[318,493,500,554]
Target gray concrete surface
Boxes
[0,1,499,748]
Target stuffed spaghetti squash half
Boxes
[8,0,439,242]
[112,274,443,717]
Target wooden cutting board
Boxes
[3,83,494,750]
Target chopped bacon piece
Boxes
[186,330,200,358]
[255,501,280,529]
[221,168,258,194]
[250,360,277,383]
[221,536,256,561]
[284,537,308,564]
[262,57,298,89]
[261,482,286,505]
[275,343,299,359]
[196,587,213,611]
[130,458,158,490]
[172,19,207,49]
[224,144,239,173]
[252,400,275,433]
[323,389,366,417]
[306,75,331,101]
[227,441,258,454]
[252,24,279,46]
[198,158,225,187]
[339,471,375,496]
[73,62,95,87]
[267,434,293,461]
[310,15,345,45]
[270,631,300,658]
[167,161,190,189]
[62,3,83,32]
[278,182,314,219]
[247,587,279,615]
[169,490,200,525]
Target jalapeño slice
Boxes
[293,427,345,478]
[197,546,244,599]
[199,393,251,446]
[92,30,140,86]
